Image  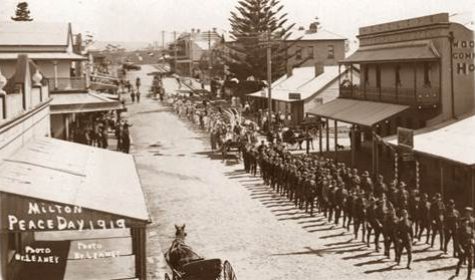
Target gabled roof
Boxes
[248,65,356,102]
[286,29,347,41]
[0,21,71,46]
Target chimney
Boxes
[298,26,305,31]
[287,65,293,77]
[309,22,318,33]
[314,62,324,77]
[212,27,217,33]
[191,28,195,33]
[197,29,201,33]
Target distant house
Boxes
[169,28,223,76]
[0,21,122,140]
[247,63,359,124]
[223,21,348,80]
[285,22,347,69]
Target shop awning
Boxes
[0,137,150,223]
[0,52,87,60]
[307,98,409,127]
[341,40,440,63]
[50,92,123,114]
[387,115,475,166]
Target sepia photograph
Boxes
[0,0,473,279]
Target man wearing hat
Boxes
[417,193,432,244]
[430,193,446,250]
[334,182,348,226]
[396,209,414,269]
[354,190,368,243]
[444,199,460,257]
[455,216,474,279]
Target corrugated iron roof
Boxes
[286,29,347,41]
[50,92,122,114]
[248,66,352,102]
[307,98,409,127]
[387,115,475,166]
[342,40,440,63]
[0,52,86,60]
[0,137,150,221]
[0,21,70,46]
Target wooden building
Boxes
[0,56,150,280]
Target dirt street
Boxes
[125,69,462,280]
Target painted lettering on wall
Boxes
[453,40,475,75]
[73,241,120,260]
[14,246,60,264]
[8,215,126,231]
[6,200,127,231]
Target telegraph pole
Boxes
[266,30,273,132]
[208,29,212,81]
[173,31,177,73]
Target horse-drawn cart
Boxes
[164,258,237,280]
[165,225,237,280]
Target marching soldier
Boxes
[374,174,388,199]
[335,182,348,226]
[396,209,413,269]
[430,193,445,250]
[345,187,356,230]
[417,193,431,244]
[306,176,317,216]
[384,204,399,259]
[408,188,420,234]
[354,190,367,242]
[455,214,474,280]
[444,199,460,257]
[328,180,337,222]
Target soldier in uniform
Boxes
[408,188,420,234]
[387,180,399,209]
[374,174,388,199]
[345,187,356,230]
[417,193,431,244]
[444,199,460,257]
[430,193,445,250]
[306,176,317,216]
[327,180,337,223]
[396,209,413,269]
[335,182,348,226]
[455,213,474,280]
[374,194,390,252]
[383,204,399,259]
[354,190,367,242]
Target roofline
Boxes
[385,140,475,167]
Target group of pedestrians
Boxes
[242,143,475,279]
[121,77,142,103]
[114,120,132,154]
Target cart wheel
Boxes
[222,260,237,280]
[164,273,171,280]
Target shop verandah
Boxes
[306,98,412,184]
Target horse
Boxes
[164,224,203,273]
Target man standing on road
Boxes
[135,77,141,102]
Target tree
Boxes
[226,0,296,82]
[11,2,33,21]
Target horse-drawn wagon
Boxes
[164,225,237,280]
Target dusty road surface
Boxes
[125,70,461,280]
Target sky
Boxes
[0,0,473,45]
